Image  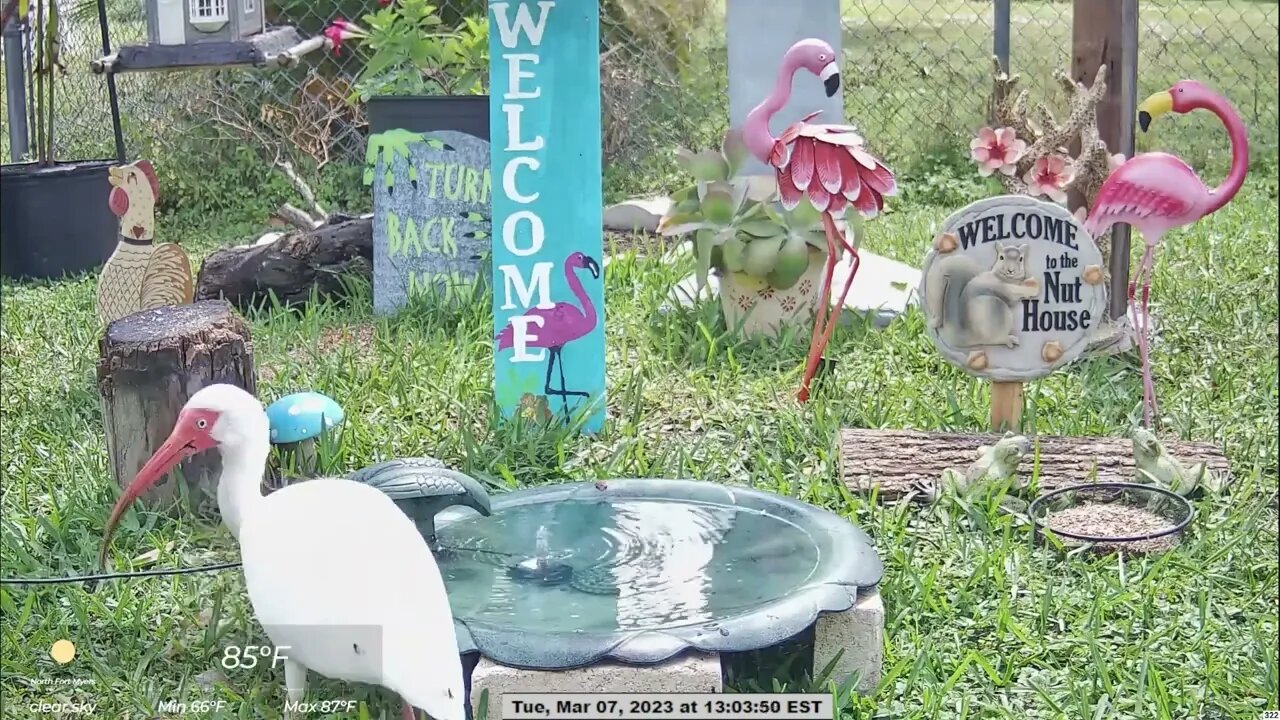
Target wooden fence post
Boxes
[1071,0,1139,321]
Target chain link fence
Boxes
[3,0,1276,201]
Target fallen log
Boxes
[837,428,1231,500]
[195,215,373,312]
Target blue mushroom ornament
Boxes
[265,391,346,445]
[348,457,493,551]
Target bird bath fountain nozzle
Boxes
[430,478,883,670]
[507,525,575,586]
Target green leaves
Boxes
[698,181,748,225]
[767,234,812,290]
[675,148,731,182]
[721,128,749,177]
[661,130,832,289]
[346,0,488,101]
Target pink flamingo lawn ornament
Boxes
[741,38,898,403]
[495,252,601,417]
[1084,79,1249,426]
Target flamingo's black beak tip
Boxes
[584,256,601,279]
[824,72,840,97]
[1138,111,1152,133]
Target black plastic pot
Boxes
[1,160,119,281]
[366,95,490,139]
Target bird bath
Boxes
[432,479,883,670]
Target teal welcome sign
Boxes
[489,0,605,432]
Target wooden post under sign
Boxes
[990,381,1023,431]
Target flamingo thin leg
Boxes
[797,215,842,403]
[807,216,862,381]
[543,347,589,418]
[1137,245,1159,423]
[1130,244,1157,426]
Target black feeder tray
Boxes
[90,26,327,75]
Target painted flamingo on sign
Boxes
[1084,79,1249,426]
[495,251,602,417]
[742,38,898,402]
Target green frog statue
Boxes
[1131,427,1224,496]
[923,432,1033,510]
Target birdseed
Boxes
[1044,502,1180,554]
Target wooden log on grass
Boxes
[97,300,256,512]
[837,428,1231,500]
[194,215,373,312]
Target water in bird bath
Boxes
[432,479,881,669]
[441,499,816,633]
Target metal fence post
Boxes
[95,0,126,163]
[990,0,1011,123]
[3,16,30,162]
[1107,0,1139,321]
[993,0,1011,72]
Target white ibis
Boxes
[100,384,466,720]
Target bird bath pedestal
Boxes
[430,479,884,717]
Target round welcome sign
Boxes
[919,195,1107,381]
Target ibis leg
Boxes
[283,659,307,719]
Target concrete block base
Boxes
[471,653,723,719]
[812,588,884,693]
[468,589,885,717]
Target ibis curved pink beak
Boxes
[99,415,213,567]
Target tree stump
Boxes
[97,300,256,513]
[837,428,1231,501]
[194,215,373,312]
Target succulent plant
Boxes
[657,129,837,292]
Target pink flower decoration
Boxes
[322,18,368,56]
[1024,154,1075,204]
[970,127,1026,177]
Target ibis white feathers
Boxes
[101,384,466,720]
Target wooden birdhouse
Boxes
[147,0,265,46]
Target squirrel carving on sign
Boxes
[925,236,1040,348]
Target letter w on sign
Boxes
[489,0,606,432]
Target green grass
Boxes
[2,157,1277,718]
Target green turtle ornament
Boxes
[1131,427,1223,496]
[924,432,1033,510]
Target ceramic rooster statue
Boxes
[741,38,897,402]
[96,160,193,324]
[1084,80,1248,426]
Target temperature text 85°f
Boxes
[221,645,291,670]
